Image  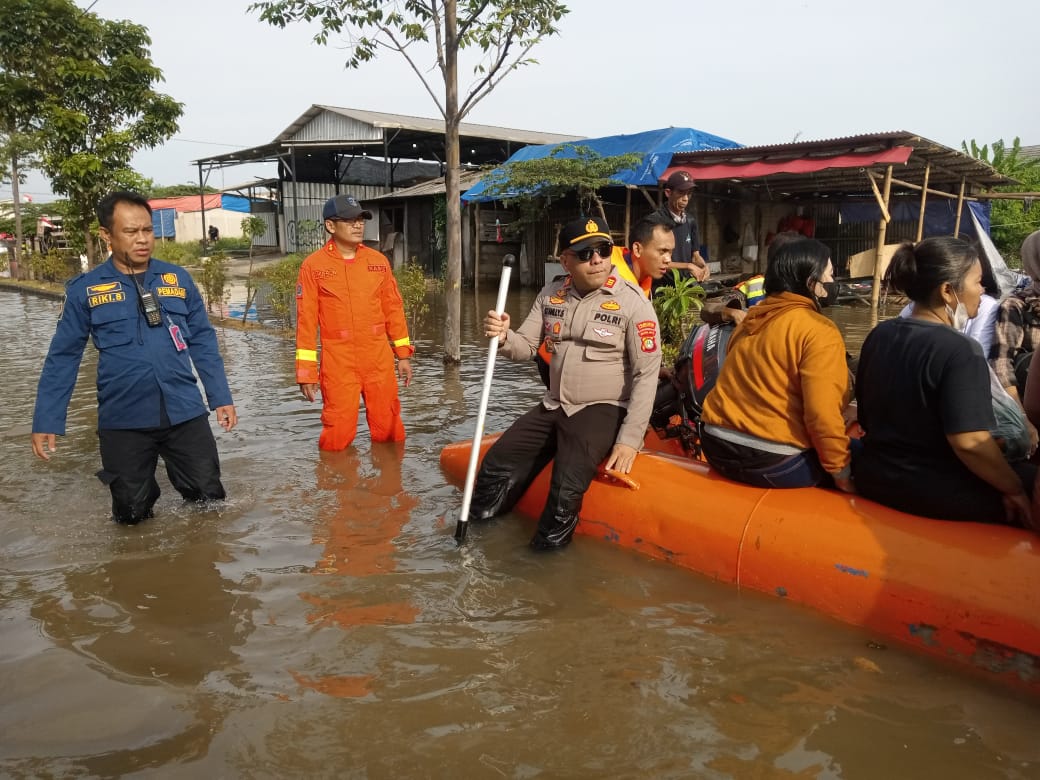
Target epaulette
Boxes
[64,273,86,288]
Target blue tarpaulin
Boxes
[152,208,176,239]
[838,200,991,238]
[461,127,742,203]
[220,194,252,213]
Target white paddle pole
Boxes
[455,254,515,543]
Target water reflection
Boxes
[2,288,1039,778]
[3,518,256,776]
[292,443,419,698]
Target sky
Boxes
[7,0,1039,203]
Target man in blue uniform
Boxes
[30,191,237,524]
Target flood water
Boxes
[2,287,1038,779]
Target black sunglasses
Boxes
[566,243,613,262]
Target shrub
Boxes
[394,263,431,330]
[153,241,202,267]
[261,253,305,328]
[197,252,230,316]
[26,250,77,283]
[653,271,705,347]
[214,236,251,252]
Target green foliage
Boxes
[197,252,230,316]
[653,270,705,346]
[213,236,251,252]
[261,253,305,328]
[480,144,643,225]
[251,0,569,361]
[0,200,49,235]
[394,262,431,331]
[0,0,183,265]
[962,137,1040,265]
[241,216,268,252]
[152,240,202,267]
[150,183,219,198]
[25,249,76,283]
[250,1,569,88]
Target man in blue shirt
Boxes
[31,191,237,524]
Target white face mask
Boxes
[945,291,969,331]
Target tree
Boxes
[478,144,643,225]
[240,214,269,323]
[0,0,76,276]
[151,183,221,198]
[251,0,569,363]
[0,0,182,266]
[962,137,1040,264]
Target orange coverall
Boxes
[295,240,414,451]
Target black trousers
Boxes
[469,402,626,548]
[97,413,225,524]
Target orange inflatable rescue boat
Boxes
[440,433,1040,694]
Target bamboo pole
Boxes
[953,177,966,236]
[870,165,894,311]
[473,202,480,294]
[974,191,1040,200]
[885,172,973,200]
[916,164,930,242]
[866,171,892,223]
[635,185,657,210]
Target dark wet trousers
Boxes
[468,402,626,549]
[700,430,830,489]
[97,413,225,524]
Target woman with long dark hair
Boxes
[856,237,1038,528]
[699,238,853,491]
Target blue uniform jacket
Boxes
[32,258,234,434]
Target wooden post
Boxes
[916,164,930,242]
[870,165,894,311]
[623,186,631,249]
[473,202,481,293]
[953,177,966,237]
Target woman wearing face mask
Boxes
[855,237,1039,529]
[699,238,854,492]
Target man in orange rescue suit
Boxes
[295,194,414,451]
[471,216,662,550]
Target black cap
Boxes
[559,216,612,253]
[663,170,695,192]
[323,194,372,221]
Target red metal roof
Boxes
[663,146,913,182]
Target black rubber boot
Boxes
[529,511,580,550]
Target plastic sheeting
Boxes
[462,127,742,203]
[838,199,992,238]
[151,208,177,239]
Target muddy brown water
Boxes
[1,288,1037,779]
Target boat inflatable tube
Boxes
[440,434,1040,694]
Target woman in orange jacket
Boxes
[699,238,854,492]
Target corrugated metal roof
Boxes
[369,170,484,200]
[194,105,584,172]
[667,131,1013,195]
[276,105,583,146]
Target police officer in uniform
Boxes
[31,191,237,524]
[472,216,662,549]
